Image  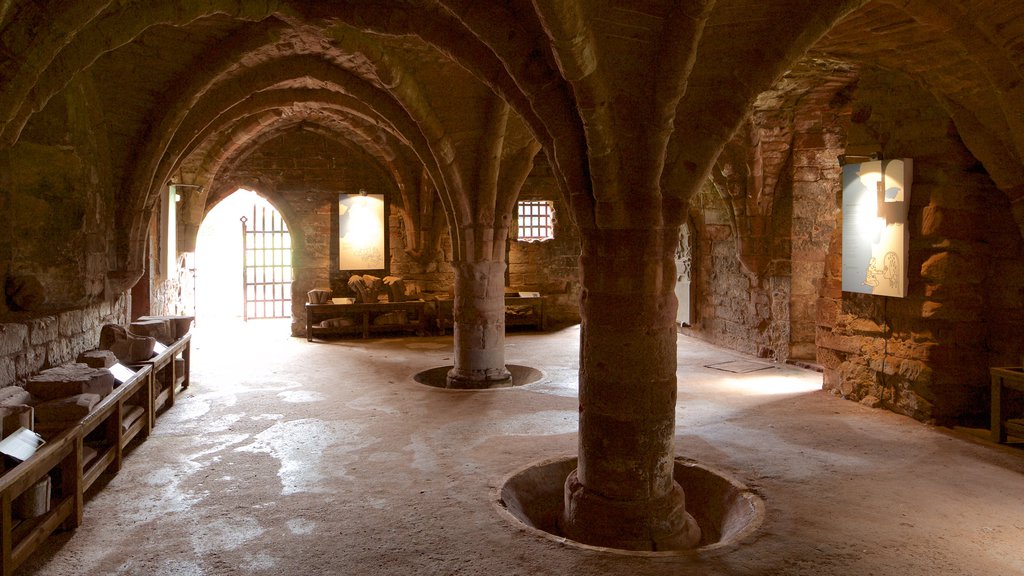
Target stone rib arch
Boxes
[666,2,870,188]
[129,54,436,203]
[0,1,292,146]
[125,87,456,283]
[197,114,437,261]
[118,46,465,279]
[815,1,1024,211]
[306,1,586,223]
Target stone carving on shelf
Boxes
[347,274,384,303]
[383,276,408,302]
[25,364,115,400]
[99,323,156,363]
[130,319,174,345]
[307,289,332,304]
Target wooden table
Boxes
[990,366,1024,443]
[305,301,427,341]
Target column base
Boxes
[558,468,701,551]
[445,366,513,389]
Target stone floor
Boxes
[21,319,1024,575]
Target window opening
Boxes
[515,200,555,242]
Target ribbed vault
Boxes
[3,0,1024,553]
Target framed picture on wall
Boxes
[338,192,387,271]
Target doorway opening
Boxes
[195,189,293,324]
[675,219,695,327]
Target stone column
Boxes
[560,227,701,551]
[446,259,512,388]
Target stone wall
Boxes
[0,72,118,312]
[817,69,1024,424]
[687,181,772,358]
[684,94,848,363]
[0,69,137,390]
[507,159,581,328]
[682,65,1024,425]
[0,295,130,389]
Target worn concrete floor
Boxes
[21,320,1024,575]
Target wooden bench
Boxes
[305,301,427,341]
[990,366,1024,443]
[435,295,544,335]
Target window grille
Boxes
[241,205,292,320]
[515,200,555,242]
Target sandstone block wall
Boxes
[817,70,1024,424]
[507,159,581,328]
[0,295,130,389]
[683,66,1024,425]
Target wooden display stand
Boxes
[0,428,81,576]
[305,301,427,341]
[435,295,544,335]
[76,364,152,493]
[0,330,192,574]
[990,366,1024,443]
[127,332,191,422]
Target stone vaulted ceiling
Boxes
[1,0,1023,279]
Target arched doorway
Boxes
[195,189,293,324]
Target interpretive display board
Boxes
[338,192,386,271]
[841,159,912,297]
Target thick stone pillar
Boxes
[446,260,512,388]
[560,228,701,550]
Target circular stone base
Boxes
[414,364,543,389]
[498,456,764,556]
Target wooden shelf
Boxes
[127,332,191,421]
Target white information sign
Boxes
[841,159,912,297]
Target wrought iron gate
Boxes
[241,205,292,320]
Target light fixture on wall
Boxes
[168,182,204,201]
[838,152,882,166]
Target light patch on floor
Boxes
[278,389,324,403]
[719,374,822,395]
[406,435,441,473]
[244,552,278,571]
[127,461,206,522]
[235,418,369,494]
[150,559,205,576]
[191,517,266,555]
[287,518,317,535]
